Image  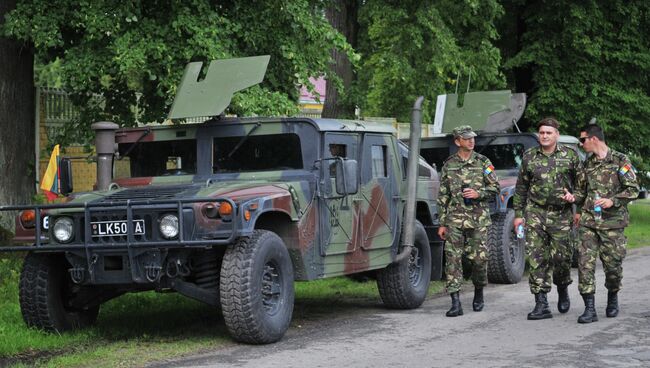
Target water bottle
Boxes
[461,184,472,206]
[594,193,602,221]
[516,224,525,239]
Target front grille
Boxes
[98,185,201,202]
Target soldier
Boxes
[437,126,499,317]
[513,117,581,320]
[572,124,639,323]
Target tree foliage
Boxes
[502,0,650,185]
[3,0,349,137]
[356,0,505,122]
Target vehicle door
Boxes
[358,134,399,250]
[319,133,360,256]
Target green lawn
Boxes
[626,199,650,249]
[0,200,646,366]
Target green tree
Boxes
[501,0,650,185]
[356,0,505,122]
[3,0,348,140]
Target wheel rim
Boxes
[261,261,282,316]
[408,246,422,287]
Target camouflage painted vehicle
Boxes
[0,57,441,344]
[419,91,582,283]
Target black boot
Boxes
[446,292,464,317]
[472,288,484,312]
[606,291,619,318]
[578,293,598,323]
[557,285,570,313]
[527,292,552,320]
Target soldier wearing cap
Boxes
[513,117,581,320]
[437,125,499,317]
[570,124,639,323]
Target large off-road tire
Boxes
[220,230,294,344]
[377,221,432,309]
[487,209,525,284]
[19,253,100,332]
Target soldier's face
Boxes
[455,137,475,151]
[538,126,559,148]
[579,132,594,152]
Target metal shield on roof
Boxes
[168,55,270,120]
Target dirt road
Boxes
[159,247,650,368]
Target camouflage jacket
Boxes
[513,144,581,218]
[574,149,640,229]
[438,151,500,229]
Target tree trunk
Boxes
[321,0,359,119]
[0,0,35,233]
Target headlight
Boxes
[53,217,74,243]
[159,214,179,239]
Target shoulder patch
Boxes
[619,163,637,180]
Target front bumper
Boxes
[0,197,241,252]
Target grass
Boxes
[626,199,650,249]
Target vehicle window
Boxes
[116,139,197,178]
[371,145,387,178]
[420,147,449,171]
[213,133,303,173]
[329,144,347,158]
[475,143,525,170]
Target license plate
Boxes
[91,219,145,237]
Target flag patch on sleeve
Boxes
[618,164,631,175]
[484,165,495,175]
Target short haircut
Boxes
[537,117,559,131]
[581,124,605,142]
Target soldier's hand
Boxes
[594,197,614,209]
[513,217,524,229]
[438,226,448,240]
[561,188,575,203]
[573,213,581,227]
[462,188,479,199]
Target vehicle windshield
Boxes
[475,143,525,171]
[422,142,526,172]
[212,133,303,173]
[115,139,197,178]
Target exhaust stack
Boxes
[394,96,424,263]
[91,121,119,191]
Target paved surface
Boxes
[159,247,650,368]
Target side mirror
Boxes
[335,159,358,195]
[59,157,74,196]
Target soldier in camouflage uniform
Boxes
[572,124,639,323]
[437,126,500,317]
[513,118,581,320]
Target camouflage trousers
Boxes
[578,226,626,295]
[444,226,489,293]
[525,206,573,294]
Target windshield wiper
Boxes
[227,122,261,158]
[117,128,151,160]
[477,135,499,155]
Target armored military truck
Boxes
[0,56,441,344]
[419,91,582,284]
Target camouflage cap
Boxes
[453,125,477,139]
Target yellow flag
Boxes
[40,145,60,200]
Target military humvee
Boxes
[419,91,582,283]
[0,56,441,344]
